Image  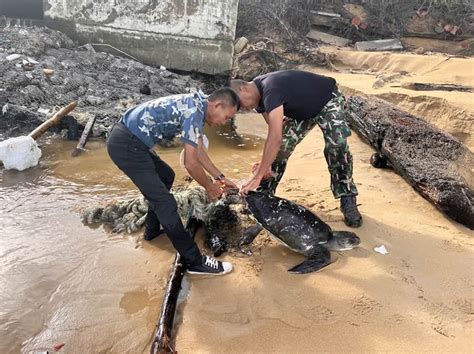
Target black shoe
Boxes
[143,227,165,241]
[340,196,362,228]
[187,255,233,275]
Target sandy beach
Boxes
[2,50,472,353]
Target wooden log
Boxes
[400,82,473,93]
[402,32,472,41]
[72,115,96,157]
[150,217,201,354]
[28,101,77,140]
[347,95,474,229]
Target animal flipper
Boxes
[287,247,331,274]
[239,224,264,246]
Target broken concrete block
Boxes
[309,11,342,27]
[234,37,249,54]
[306,30,350,47]
[355,39,404,51]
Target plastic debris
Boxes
[0,136,42,171]
[374,245,388,255]
[52,343,65,351]
[37,108,50,115]
[6,53,21,61]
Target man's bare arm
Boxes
[255,106,284,178]
[197,137,221,179]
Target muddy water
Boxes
[0,114,266,353]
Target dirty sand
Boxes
[1,50,473,353]
[176,51,474,352]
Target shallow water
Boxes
[0,114,266,353]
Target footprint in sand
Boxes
[203,308,251,325]
[425,301,461,338]
[301,305,340,324]
[351,294,381,316]
[454,298,473,316]
[441,238,471,253]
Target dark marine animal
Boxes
[245,191,360,274]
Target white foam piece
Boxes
[0,136,42,171]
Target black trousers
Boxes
[106,122,202,265]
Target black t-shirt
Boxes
[253,70,336,121]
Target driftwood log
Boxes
[28,101,77,140]
[150,216,201,353]
[72,115,96,156]
[400,83,473,93]
[347,95,474,229]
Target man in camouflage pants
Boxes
[231,70,362,228]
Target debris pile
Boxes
[0,25,204,139]
[234,0,473,61]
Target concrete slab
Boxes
[355,39,404,51]
[306,29,350,47]
[11,0,240,74]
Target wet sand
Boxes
[1,51,473,353]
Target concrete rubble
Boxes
[0,25,205,140]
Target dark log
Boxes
[150,217,201,353]
[347,95,474,229]
[402,32,472,41]
[400,82,473,93]
[71,115,96,157]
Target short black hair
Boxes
[230,79,249,93]
[208,87,240,111]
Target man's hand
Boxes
[221,178,238,191]
[240,175,263,196]
[251,162,273,180]
[206,181,224,200]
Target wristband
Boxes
[214,173,225,181]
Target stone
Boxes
[306,30,350,47]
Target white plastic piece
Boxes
[374,245,389,255]
[160,65,166,71]
[37,108,50,115]
[6,53,21,61]
[0,136,42,171]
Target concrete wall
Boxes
[42,0,239,74]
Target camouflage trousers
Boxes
[258,88,358,198]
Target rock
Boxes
[234,37,249,54]
[414,47,426,54]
